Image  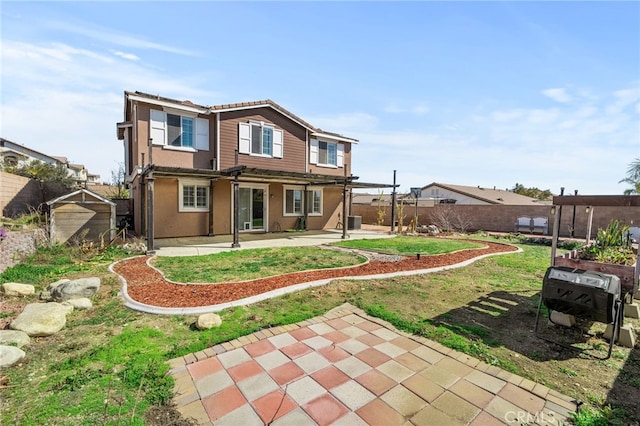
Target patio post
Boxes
[390,170,397,234]
[232,178,240,248]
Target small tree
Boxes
[430,205,474,234]
[376,191,386,226]
[106,162,129,199]
[7,160,74,189]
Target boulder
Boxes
[10,302,69,336]
[2,282,35,296]
[63,298,93,310]
[196,313,222,330]
[0,345,26,368]
[50,277,100,301]
[0,330,30,348]
[47,278,70,290]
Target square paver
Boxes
[267,361,306,386]
[410,405,465,426]
[280,342,313,359]
[435,356,474,376]
[214,404,262,425]
[325,318,351,330]
[449,378,494,409]
[311,365,351,390]
[308,322,335,335]
[355,320,383,332]
[270,407,315,426]
[498,383,546,414]
[411,345,445,364]
[194,369,234,398]
[374,341,407,358]
[371,327,401,341]
[254,349,290,370]
[465,370,506,394]
[286,376,327,405]
[469,411,506,426]
[236,372,279,402]
[303,393,350,425]
[356,333,386,346]
[380,384,427,417]
[289,327,317,341]
[302,335,333,350]
[356,399,404,426]
[330,380,376,411]
[432,391,481,424]
[340,325,369,338]
[394,352,431,373]
[402,373,446,403]
[332,411,369,426]
[390,336,422,351]
[335,356,372,378]
[244,339,277,358]
[201,385,247,421]
[318,344,352,363]
[356,369,397,396]
[355,347,391,367]
[484,395,526,422]
[420,364,460,388]
[293,351,330,374]
[268,333,298,348]
[251,389,297,424]
[342,313,366,324]
[323,330,351,343]
[377,359,414,382]
[227,360,263,382]
[187,356,223,380]
[217,348,252,369]
[338,338,369,354]
[176,400,209,425]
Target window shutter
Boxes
[195,118,209,151]
[310,139,319,164]
[238,122,250,154]
[337,143,344,167]
[149,109,166,145]
[273,129,283,158]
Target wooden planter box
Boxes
[554,250,639,299]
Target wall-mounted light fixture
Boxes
[585,206,591,214]
[551,206,557,215]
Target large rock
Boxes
[50,277,100,301]
[196,313,222,330]
[0,345,26,368]
[2,282,35,296]
[10,303,69,336]
[63,298,93,310]
[0,330,30,348]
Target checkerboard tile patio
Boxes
[170,303,577,425]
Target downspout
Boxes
[341,165,349,239]
[305,130,309,173]
[146,137,155,255]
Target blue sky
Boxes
[2,1,639,194]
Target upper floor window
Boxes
[239,122,283,158]
[310,139,344,168]
[150,109,209,151]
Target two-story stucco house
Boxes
[116,91,388,246]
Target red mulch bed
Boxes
[112,241,518,308]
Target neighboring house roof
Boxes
[123,91,359,144]
[352,193,394,204]
[421,182,550,205]
[1,137,63,165]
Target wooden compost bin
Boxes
[47,189,116,244]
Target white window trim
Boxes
[238,121,283,158]
[307,187,323,216]
[149,109,209,151]
[283,185,304,216]
[309,139,343,168]
[178,179,210,212]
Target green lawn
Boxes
[332,235,483,255]
[1,237,637,425]
[152,246,367,283]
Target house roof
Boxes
[124,91,358,144]
[1,138,64,165]
[421,182,549,205]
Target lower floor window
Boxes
[284,187,322,215]
[180,181,209,211]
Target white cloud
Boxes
[542,88,572,103]
[307,112,379,134]
[384,103,430,115]
[112,50,140,61]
